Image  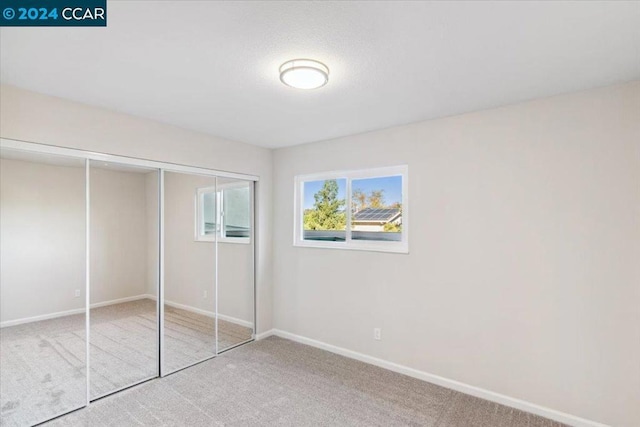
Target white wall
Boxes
[1,157,252,325]
[90,167,149,304]
[0,160,158,323]
[0,84,273,333]
[163,172,217,313]
[217,240,253,324]
[272,81,640,427]
[0,158,85,323]
[163,172,253,324]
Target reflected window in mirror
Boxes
[196,182,251,243]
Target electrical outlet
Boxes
[373,328,382,341]
[74,289,81,298]
[203,290,208,299]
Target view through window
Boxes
[296,166,407,252]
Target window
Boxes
[196,182,251,243]
[294,166,408,253]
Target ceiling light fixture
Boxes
[279,59,329,90]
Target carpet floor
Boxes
[42,336,567,427]
[0,299,252,427]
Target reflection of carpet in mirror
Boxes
[0,312,86,427]
[163,303,254,373]
[0,299,253,427]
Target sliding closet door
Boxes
[0,149,87,426]
[89,161,159,399]
[162,171,217,374]
[216,178,255,352]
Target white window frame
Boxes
[196,181,251,244]
[294,165,408,254]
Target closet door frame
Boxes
[0,137,258,417]
[85,159,91,405]
[1,139,258,182]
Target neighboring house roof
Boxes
[353,208,401,223]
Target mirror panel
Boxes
[88,160,159,399]
[0,141,258,423]
[216,178,255,352]
[162,171,217,374]
[0,148,87,425]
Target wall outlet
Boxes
[203,290,208,299]
[74,289,81,298]
[373,328,382,341]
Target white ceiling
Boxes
[1,1,638,148]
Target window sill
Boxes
[294,240,408,254]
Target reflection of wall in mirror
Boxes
[0,159,155,325]
[163,172,253,327]
[0,160,252,329]
[0,158,85,324]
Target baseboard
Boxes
[269,329,608,427]
[90,294,151,309]
[160,298,253,328]
[255,329,275,340]
[1,295,254,330]
[0,294,151,328]
[1,307,85,328]
[217,313,253,329]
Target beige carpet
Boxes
[0,299,253,427]
[42,336,568,427]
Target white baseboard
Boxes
[255,329,275,340]
[0,294,151,328]
[2,294,254,330]
[267,329,608,427]
[217,313,253,329]
[90,294,151,309]
[1,307,85,328]
[155,297,253,329]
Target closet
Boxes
[0,139,256,426]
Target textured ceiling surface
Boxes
[1,1,638,148]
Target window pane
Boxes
[303,179,347,241]
[223,185,250,238]
[351,176,402,242]
[201,191,217,236]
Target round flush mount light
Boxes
[279,59,329,90]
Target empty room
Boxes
[0,1,638,426]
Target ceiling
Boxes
[1,1,638,149]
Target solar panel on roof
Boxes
[353,208,400,221]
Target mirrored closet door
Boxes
[0,148,87,426]
[162,171,217,374]
[216,178,255,352]
[1,139,258,425]
[89,160,159,399]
